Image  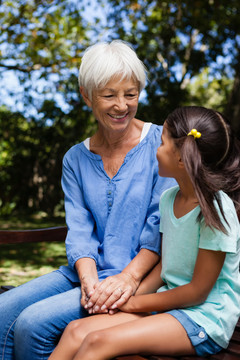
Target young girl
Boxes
[49,106,240,360]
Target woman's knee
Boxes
[14,305,40,340]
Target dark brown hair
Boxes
[165,106,240,233]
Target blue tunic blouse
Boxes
[59,124,176,283]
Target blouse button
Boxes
[198,331,205,339]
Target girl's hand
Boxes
[119,296,135,313]
[85,272,139,314]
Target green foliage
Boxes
[1,0,240,217]
[0,0,89,102]
[0,101,91,216]
[0,0,101,215]
[185,69,232,112]
[106,0,240,130]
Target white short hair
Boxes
[78,40,147,99]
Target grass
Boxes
[0,214,67,287]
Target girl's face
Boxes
[157,123,180,178]
[82,76,139,133]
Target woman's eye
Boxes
[104,95,113,98]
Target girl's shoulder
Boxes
[218,191,239,231]
[161,185,179,199]
[216,191,238,218]
[200,191,240,253]
[160,185,179,209]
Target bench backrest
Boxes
[0,226,67,244]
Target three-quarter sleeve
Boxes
[62,152,100,269]
[139,176,176,254]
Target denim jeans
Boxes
[167,310,222,356]
[0,270,87,360]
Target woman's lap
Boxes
[0,270,87,360]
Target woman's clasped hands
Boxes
[83,272,139,315]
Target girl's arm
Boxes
[135,261,164,295]
[119,248,226,313]
[135,234,165,296]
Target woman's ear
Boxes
[80,86,92,108]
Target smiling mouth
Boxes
[108,113,128,120]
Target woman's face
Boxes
[87,76,140,132]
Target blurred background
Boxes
[1,0,240,285]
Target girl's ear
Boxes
[178,155,185,169]
[80,86,92,108]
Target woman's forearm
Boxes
[122,249,160,292]
[75,257,99,307]
[75,257,98,283]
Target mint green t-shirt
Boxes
[158,186,240,348]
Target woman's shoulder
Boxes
[64,142,83,156]
[63,141,91,164]
[140,122,163,145]
[149,122,163,132]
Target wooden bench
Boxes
[0,227,239,360]
[0,226,67,294]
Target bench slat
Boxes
[0,226,67,244]
[211,353,240,360]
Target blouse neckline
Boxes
[83,122,152,151]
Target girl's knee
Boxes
[83,330,108,350]
[64,320,90,344]
[72,330,111,359]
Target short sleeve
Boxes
[199,194,240,254]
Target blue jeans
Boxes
[0,270,87,360]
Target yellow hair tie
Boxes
[187,128,201,139]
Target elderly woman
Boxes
[0,40,175,360]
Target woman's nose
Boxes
[114,96,128,111]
